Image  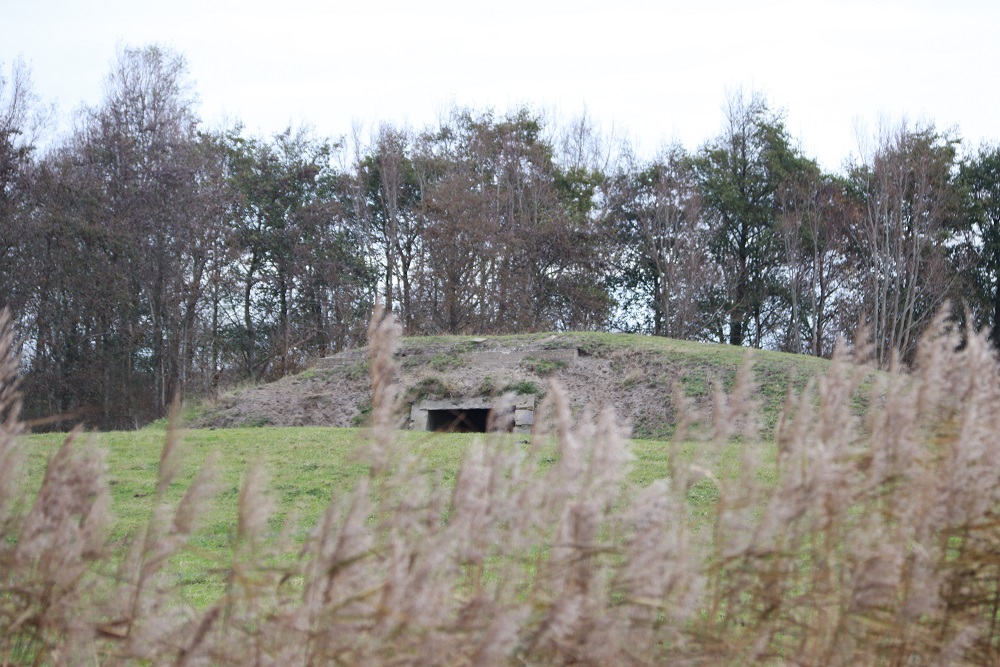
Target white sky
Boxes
[3,0,998,172]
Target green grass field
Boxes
[16,330,817,611]
[19,424,759,606]
[15,331,821,612]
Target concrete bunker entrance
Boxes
[426,408,493,433]
[410,397,536,435]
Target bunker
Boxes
[426,408,491,433]
[409,396,536,434]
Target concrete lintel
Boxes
[415,397,494,411]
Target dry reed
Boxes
[3,307,1000,665]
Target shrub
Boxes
[343,359,370,380]
[242,414,273,427]
[405,376,455,401]
[429,352,463,371]
[477,375,496,396]
[351,396,373,427]
[520,355,568,376]
[500,379,541,396]
[5,307,1000,664]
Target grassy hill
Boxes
[196,332,835,438]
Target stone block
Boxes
[410,406,429,430]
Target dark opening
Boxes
[427,408,493,433]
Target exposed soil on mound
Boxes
[195,332,829,438]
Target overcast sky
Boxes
[3,0,998,172]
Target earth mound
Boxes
[195,332,833,438]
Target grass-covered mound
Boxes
[198,330,835,439]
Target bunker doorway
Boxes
[426,408,510,433]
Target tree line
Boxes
[2,45,999,429]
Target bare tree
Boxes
[554,107,623,176]
[623,146,714,338]
[19,45,218,426]
[411,107,610,334]
[89,44,204,416]
[776,170,857,356]
[354,125,424,331]
[0,59,51,328]
[848,121,961,364]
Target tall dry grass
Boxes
[4,306,1000,665]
